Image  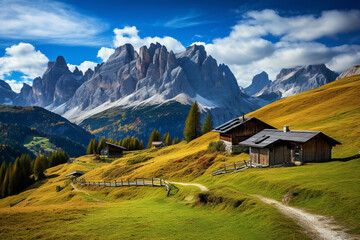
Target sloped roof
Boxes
[66,171,84,177]
[239,129,341,148]
[152,141,164,146]
[212,117,274,133]
[106,142,126,150]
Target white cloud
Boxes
[5,79,32,93]
[244,9,360,41]
[193,9,360,87]
[0,0,107,46]
[0,42,49,79]
[113,26,185,53]
[67,61,97,73]
[97,47,115,62]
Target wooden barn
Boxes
[102,142,126,157]
[239,126,341,166]
[212,116,275,153]
[151,141,166,148]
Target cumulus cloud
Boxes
[245,9,360,41]
[0,0,107,46]
[113,26,185,53]
[67,61,97,73]
[97,47,115,62]
[194,9,360,87]
[0,42,49,79]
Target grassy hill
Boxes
[247,75,360,158]
[0,76,359,239]
[0,105,93,146]
[0,122,87,159]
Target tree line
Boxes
[86,102,212,153]
[86,136,145,154]
[0,151,69,199]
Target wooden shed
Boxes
[239,126,341,166]
[102,142,126,157]
[212,116,275,153]
[152,141,166,148]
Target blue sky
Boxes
[1,0,360,92]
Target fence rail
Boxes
[75,177,172,196]
[212,160,250,176]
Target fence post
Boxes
[160,179,162,186]
[224,164,226,173]
[114,180,117,187]
[152,178,154,186]
[128,179,130,186]
[143,178,145,186]
[234,163,236,170]
[121,179,123,186]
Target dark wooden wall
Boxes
[250,147,270,165]
[107,145,123,156]
[220,119,273,145]
[302,136,332,162]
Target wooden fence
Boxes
[212,160,249,176]
[75,177,172,196]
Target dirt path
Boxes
[253,194,356,240]
[170,182,209,192]
[71,183,103,202]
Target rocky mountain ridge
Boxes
[252,64,338,102]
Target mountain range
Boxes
[245,64,339,102]
[1,42,357,143]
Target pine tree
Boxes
[34,156,47,180]
[172,137,180,145]
[86,139,93,155]
[1,167,9,198]
[165,133,172,145]
[183,101,201,142]
[92,139,98,154]
[134,138,140,150]
[202,114,213,134]
[0,161,6,186]
[97,137,107,154]
[147,129,161,148]
[0,161,7,197]
[140,140,144,150]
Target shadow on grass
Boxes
[332,154,360,162]
[167,184,179,197]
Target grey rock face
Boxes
[245,71,271,96]
[336,64,360,80]
[0,80,17,104]
[257,64,338,102]
[16,56,87,107]
[58,43,258,125]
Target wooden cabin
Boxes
[212,116,275,153]
[102,142,126,156]
[152,141,166,148]
[239,126,341,166]
[65,171,84,182]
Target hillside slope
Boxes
[248,75,360,158]
[0,105,93,146]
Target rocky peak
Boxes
[0,80,12,91]
[148,42,162,59]
[245,71,272,96]
[336,64,360,80]
[166,50,177,71]
[135,46,151,79]
[73,67,83,77]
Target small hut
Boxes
[102,142,126,157]
[239,126,341,166]
[212,116,275,153]
[65,171,84,182]
[152,141,166,148]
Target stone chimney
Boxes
[283,126,290,132]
